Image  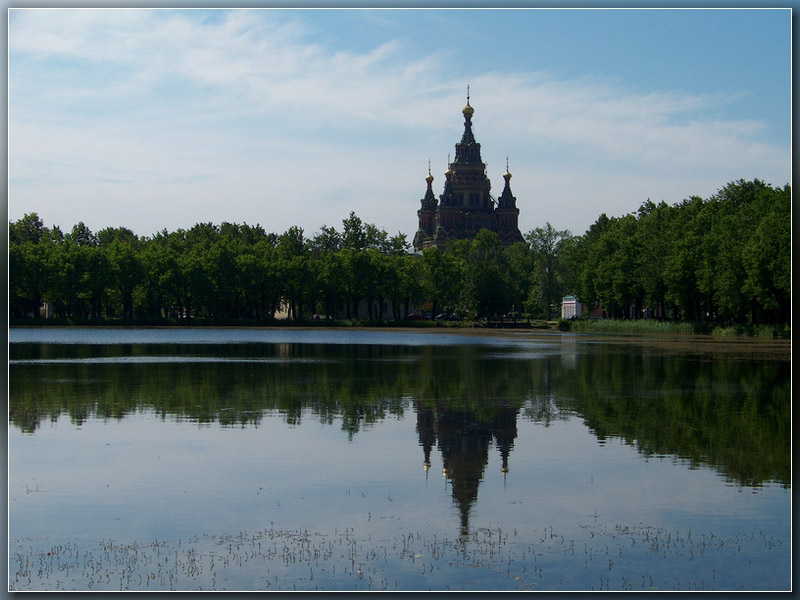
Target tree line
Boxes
[8,178,790,326]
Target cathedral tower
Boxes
[413,92,524,252]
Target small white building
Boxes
[561,295,584,319]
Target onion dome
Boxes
[462,84,474,116]
[420,160,437,210]
[497,157,517,210]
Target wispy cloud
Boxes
[8,9,788,237]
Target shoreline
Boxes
[9,322,790,360]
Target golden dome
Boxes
[462,102,474,116]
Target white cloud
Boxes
[8,9,789,239]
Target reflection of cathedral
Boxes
[415,401,519,536]
[413,90,525,252]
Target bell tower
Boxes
[495,158,524,245]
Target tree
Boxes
[574,213,613,311]
[342,212,367,251]
[9,212,46,245]
[9,214,51,318]
[338,248,371,319]
[277,226,310,320]
[81,245,111,319]
[387,232,411,256]
[525,223,572,320]
[392,254,422,320]
[581,215,641,319]
[364,248,388,319]
[68,222,97,247]
[207,236,240,318]
[663,197,706,322]
[742,184,791,324]
[462,229,512,319]
[46,239,82,317]
[316,251,346,320]
[310,225,342,257]
[503,241,534,319]
[421,246,462,318]
[97,225,137,247]
[634,200,672,318]
[696,180,772,324]
[106,238,143,320]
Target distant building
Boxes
[413,92,524,252]
[561,296,584,319]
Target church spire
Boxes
[458,86,477,149]
[462,85,474,117]
[498,157,516,209]
[421,160,436,209]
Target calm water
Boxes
[8,328,791,591]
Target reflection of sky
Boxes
[9,327,563,349]
[9,407,788,549]
[484,417,788,534]
[10,411,435,542]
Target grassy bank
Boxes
[10,316,789,339]
[9,316,504,329]
[564,318,790,339]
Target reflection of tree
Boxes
[415,400,519,537]
[550,351,791,487]
[8,341,791,487]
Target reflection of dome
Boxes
[414,400,519,537]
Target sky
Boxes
[7,8,792,241]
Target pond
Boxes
[8,327,791,591]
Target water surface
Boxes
[8,328,790,591]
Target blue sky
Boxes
[7,8,791,240]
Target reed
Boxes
[568,319,790,338]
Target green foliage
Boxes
[8,178,791,329]
[503,241,535,316]
[421,246,463,318]
[459,229,513,319]
[524,223,572,319]
[573,179,790,327]
[9,212,46,245]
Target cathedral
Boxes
[413,94,525,252]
